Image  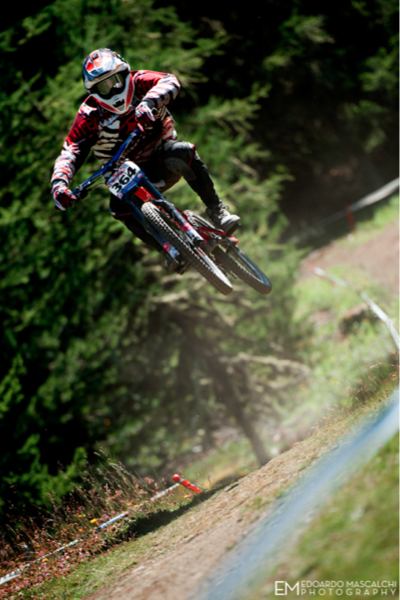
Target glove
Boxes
[135,100,158,131]
[52,182,78,211]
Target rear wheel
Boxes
[142,203,233,295]
[213,246,272,295]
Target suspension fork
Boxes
[152,197,205,247]
[132,172,205,248]
[119,195,181,262]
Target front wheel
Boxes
[213,246,272,295]
[142,202,233,295]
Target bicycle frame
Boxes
[71,128,235,263]
[69,128,272,295]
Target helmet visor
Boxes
[91,72,127,99]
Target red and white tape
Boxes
[0,473,203,587]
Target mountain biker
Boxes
[51,48,240,249]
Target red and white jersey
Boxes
[51,70,180,188]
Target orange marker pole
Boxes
[172,473,202,494]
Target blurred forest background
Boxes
[0,0,398,527]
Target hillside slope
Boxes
[13,205,397,600]
[85,403,386,600]
[86,213,398,600]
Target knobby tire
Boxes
[142,203,233,295]
[213,246,272,295]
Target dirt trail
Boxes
[300,221,399,294]
[87,416,350,600]
[87,218,398,600]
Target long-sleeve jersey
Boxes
[51,70,180,191]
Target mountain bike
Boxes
[72,128,272,296]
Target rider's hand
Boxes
[52,182,79,211]
[135,100,158,132]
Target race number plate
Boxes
[107,161,141,199]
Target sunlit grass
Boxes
[288,198,399,429]
[0,464,189,600]
[248,434,399,599]
[182,436,258,489]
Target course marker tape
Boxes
[317,177,399,227]
[297,178,399,242]
[314,267,400,351]
[0,474,202,587]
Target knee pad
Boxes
[163,141,197,181]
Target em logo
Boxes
[274,581,301,595]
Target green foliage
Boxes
[0,0,230,519]
[0,0,297,520]
[251,0,399,188]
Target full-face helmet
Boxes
[82,48,134,114]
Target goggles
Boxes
[91,72,127,99]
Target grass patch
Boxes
[19,528,163,600]
[7,488,202,600]
[286,199,399,432]
[249,433,399,599]
[0,469,197,600]
[182,436,258,489]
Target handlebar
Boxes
[72,127,142,198]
